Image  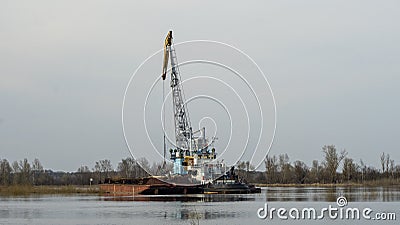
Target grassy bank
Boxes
[0,185,100,196]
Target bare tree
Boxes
[117,157,136,178]
[380,152,386,173]
[137,157,150,177]
[32,158,44,185]
[309,160,321,183]
[93,161,101,183]
[150,161,164,176]
[236,161,247,179]
[293,160,308,184]
[278,154,292,183]
[390,159,395,178]
[77,165,91,185]
[100,159,113,179]
[11,161,21,184]
[360,159,366,182]
[322,145,347,183]
[265,155,277,184]
[32,158,43,171]
[342,157,356,182]
[14,159,32,185]
[385,154,390,178]
[0,159,12,185]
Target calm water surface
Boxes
[1,187,399,225]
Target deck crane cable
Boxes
[162,75,166,168]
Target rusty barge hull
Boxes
[100,177,204,195]
[100,184,151,195]
[100,177,261,195]
[100,183,204,195]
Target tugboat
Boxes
[204,166,261,194]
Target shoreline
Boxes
[0,185,100,196]
[254,182,400,188]
[2,182,400,196]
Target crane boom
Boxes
[162,31,192,151]
[160,31,222,178]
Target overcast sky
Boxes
[1,0,399,171]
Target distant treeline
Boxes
[0,157,152,186]
[239,145,400,185]
[1,145,399,186]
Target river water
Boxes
[1,186,399,225]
